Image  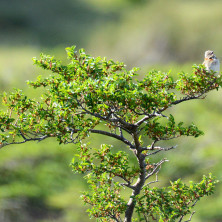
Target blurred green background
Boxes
[1,0,222,221]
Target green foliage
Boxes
[1,47,217,147]
[0,46,221,222]
[136,174,218,222]
[72,144,128,220]
[144,115,203,141]
[177,65,221,96]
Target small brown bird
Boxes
[203,50,220,74]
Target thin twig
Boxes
[145,145,177,156]
[179,211,195,222]
[135,116,150,127]
[89,129,134,148]
[184,212,195,222]
[145,171,159,187]
[0,135,48,149]
[191,200,198,207]
[145,158,168,180]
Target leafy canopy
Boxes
[0,46,221,222]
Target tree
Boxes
[0,46,220,222]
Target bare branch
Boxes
[112,113,136,130]
[0,135,49,149]
[178,211,196,222]
[145,158,168,180]
[88,129,134,148]
[1,127,134,150]
[115,175,135,190]
[19,130,27,140]
[119,127,123,138]
[150,140,158,149]
[135,110,168,127]
[120,183,135,190]
[191,199,198,208]
[172,95,203,106]
[145,171,159,187]
[145,145,178,156]
[135,116,150,127]
[184,212,196,222]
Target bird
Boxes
[203,50,220,74]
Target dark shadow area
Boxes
[0,0,119,47]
